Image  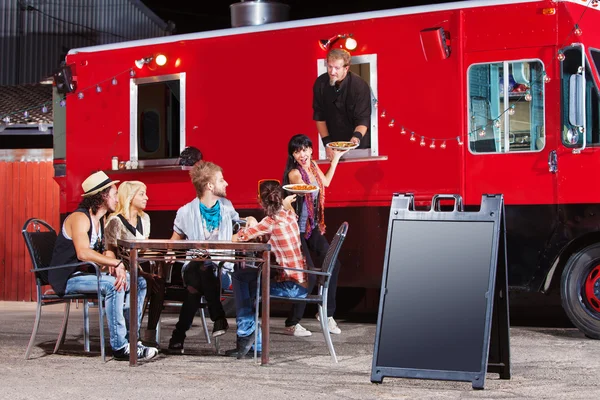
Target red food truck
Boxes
[53,0,600,338]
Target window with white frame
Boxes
[130,73,186,162]
[316,54,378,160]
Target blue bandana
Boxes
[200,201,221,233]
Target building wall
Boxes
[0,149,59,301]
[0,0,170,85]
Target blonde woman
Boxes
[105,181,163,347]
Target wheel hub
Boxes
[584,264,600,312]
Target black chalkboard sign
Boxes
[371,194,510,390]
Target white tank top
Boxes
[62,216,101,249]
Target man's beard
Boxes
[213,188,227,198]
[329,77,338,86]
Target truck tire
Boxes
[560,243,600,339]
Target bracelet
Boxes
[321,136,333,146]
[115,260,123,268]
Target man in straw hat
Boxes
[49,171,158,361]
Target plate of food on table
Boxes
[282,184,319,195]
[326,141,359,151]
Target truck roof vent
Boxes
[230,0,290,28]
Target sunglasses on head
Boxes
[257,179,280,199]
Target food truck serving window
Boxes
[130,73,186,163]
[467,60,545,154]
[316,54,378,160]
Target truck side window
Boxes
[467,60,545,153]
[561,48,600,147]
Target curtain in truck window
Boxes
[467,60,545,153]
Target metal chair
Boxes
[22,218,106,361]
[255,221,349,363]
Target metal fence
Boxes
[0,0,171,85]
[0,149,59,301]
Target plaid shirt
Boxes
[237,209,307,284]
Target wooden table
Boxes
[117,239,271,366]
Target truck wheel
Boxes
[561,243,600,339]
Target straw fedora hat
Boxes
[81,171,119,197]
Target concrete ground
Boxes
[1,301,599,399]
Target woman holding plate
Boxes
[281,133,346,337]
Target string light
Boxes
[508,105,516,115]
[478,127,486,137]
[525,91,532,101]
[376,95,466,149]
[0,64,137,123]
[558,52,565,61]
[574,24,583,36]
[457,136,463,146]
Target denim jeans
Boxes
[233,268,308,352]
[65,272,147,351]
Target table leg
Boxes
[261,250,270,365]
[129,249,138,367]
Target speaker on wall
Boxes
[54,65,76,94]
[420,27,451,61]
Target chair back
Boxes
[22,218,57,287]
[320,222,349,289]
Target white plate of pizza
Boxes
[326,141,359,151]
[282,184,319,195]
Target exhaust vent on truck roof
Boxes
[230,0,290,28]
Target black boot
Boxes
[224,333,259,359]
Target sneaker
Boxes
[167,338,184,354]
[113,343,158,361]
[284,323,312,337]
[212,317,229,338]
[316,314,342,335]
